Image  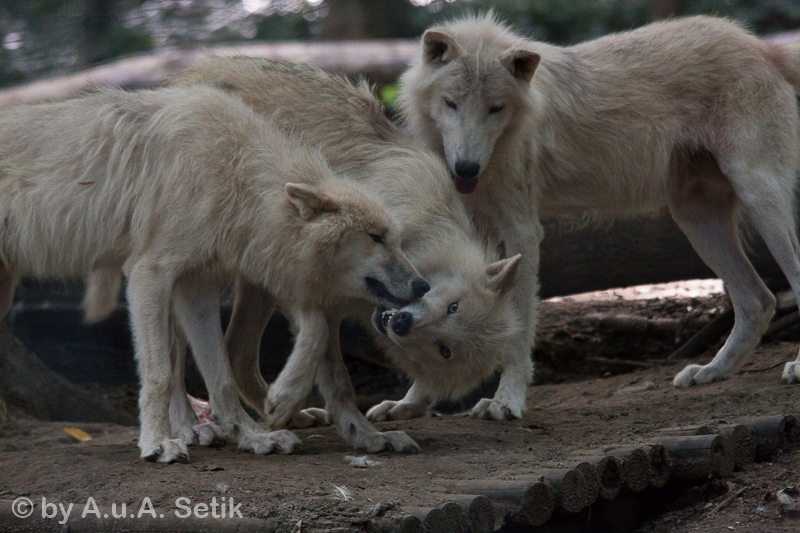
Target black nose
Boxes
[411,279,430,299]
[391,311,414,336]
[454,160,480,180]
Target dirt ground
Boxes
[1,288,799,532]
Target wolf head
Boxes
[285,180,429,309]
[370,240,522,401]
[399,13,540,194]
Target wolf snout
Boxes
[454,160,480,180]
[411,278,431,299]
[391,311,414,336]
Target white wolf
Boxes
[0,85,428,462]
[399,13,800,406]
[166,57,523,430]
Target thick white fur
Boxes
[167,57,524,431]
[0,85,425,461]
[399,13,800,399]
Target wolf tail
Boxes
[82,267,122,324]
[773,41,800,94]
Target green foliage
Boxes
[94,27,155,64]
[0,48,27,89]
[378,82,400,110]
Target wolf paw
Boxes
[238,429,302,455]
[140,438,189,464]
[288,408,330,429]
[179,422,225,447]
[351,430,420,454]
[264,389,305,430]
[470,398,522,421]
[366,400,426,422]
[782,361,800,384]
[673,364,730,388]
[366,400,399,422]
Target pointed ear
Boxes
[285,183,338,221]
[486,254,522,295]
[422,29,460,64]
[499,49,540,82]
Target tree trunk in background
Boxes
[538,209,783,299]
[0,322,136,424]
[648,0,686,21]
[78,0,116,67]
[319,0,415,40]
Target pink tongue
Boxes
[454,176,478,195]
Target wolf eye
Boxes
[447,302,459,314]
[488,105,505,114]
[444,97,457,110]
[440,345,452,359]
[370,233,384,244]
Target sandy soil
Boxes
[1,292,799,532]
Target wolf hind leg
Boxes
[724,163,800,385]
[225,278,274,414]
[0,261,18,321]
[669,153,776,387]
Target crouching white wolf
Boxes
[399,13,800,405]
[0,85,427,462]
[168,57,523,429]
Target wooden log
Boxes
[517,469,594,514]
[667,310,734,361]
[592,314,679,337]
[742,415,800,461]
[570,455,624,500]
[537,210,784,299]
[604,448,651,493]
[398,515,423,533]
[445,495,495,533]
[512,480,554,527]
[573,462,601,502]
[0,40,420,108]
[655,425,715,436]
[0,323,136,425]
[404,507,453,533]
[658,435,735,482]
[719,424,756,470]
[641,444,672,488]
[440,478,553,527]
[440,502,469,533]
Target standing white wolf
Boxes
[0,85,428,462]
[168,58,523,430]
[399,13,800,413]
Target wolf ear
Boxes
[422,29,460,64]
[500,49,540,82]
[486,254,522,295]
[285,183,338,221]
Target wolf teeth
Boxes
[381,309,398,328]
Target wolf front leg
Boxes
[471,219,543,421]
[172,281,301,455]
[365,381,433,422]
[126,260,189,463]
[263,308,329,430]
[318,314,420,453]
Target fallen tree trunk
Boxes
[0,40,418,108]
[538,209,783,299]
[0,322,135,425]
